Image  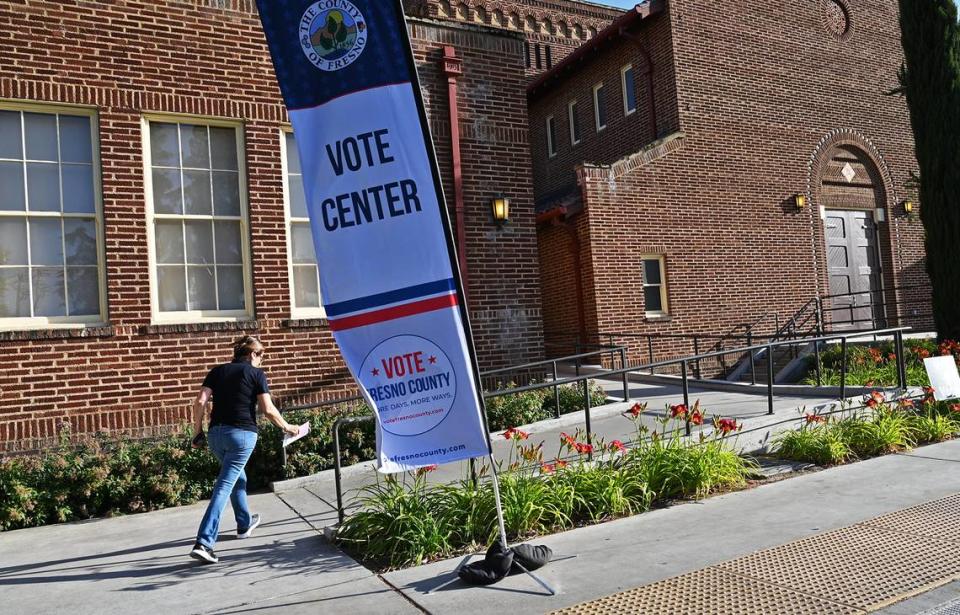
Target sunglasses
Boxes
[253,350,265,358]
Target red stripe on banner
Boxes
[328,294,459,331]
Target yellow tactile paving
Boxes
[552,494,960,615]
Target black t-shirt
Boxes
[202,360,270,433]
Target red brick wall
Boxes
[0,1,543,451]
[409,0,622,78]
[528,10,679,202]
[535,0,929,360]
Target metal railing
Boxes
[321,325,913,523]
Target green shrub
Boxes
[0,403,376,532]
[774,425,851,465]
[541,381,609,417]
[484,380,609,432]
[803,338,959,387]
[836,410,914,457]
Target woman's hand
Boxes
[283,423,301,437]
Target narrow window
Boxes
[535,44,542,69]
[641,256,668,315]
[545,45,552,69]
[621,64,637,116]
[568,100,580,146]
[593,83,606,132]
[546,115,556,158]
[283,131,324,317]
[524,42,531,68]
[145,119,251,321]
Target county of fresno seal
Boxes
[299,0,367,72]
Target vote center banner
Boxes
[256,0,490,472]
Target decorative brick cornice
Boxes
[0,325,115,343]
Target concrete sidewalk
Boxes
[4,437,960,613]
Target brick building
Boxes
[0,0,550,451]
[527,0,930,360]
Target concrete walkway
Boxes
[4,432,960,613]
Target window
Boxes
[568,100,580,146]
[524,42,531,68]
[282,131,324,318]
[545,45,553,69]
[0,105,105,328]
[622,64,637,116]
[641,256,668,315]
[546,115,556,158]
[535,44,542,69]
[144,118,251,322]
[593,83,607,132]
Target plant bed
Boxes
[802,338,960,388]
[773,391,960,466]
[483,380,609,432]
[335,403,756,571]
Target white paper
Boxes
[924,356,960,401]
[282,422,311,448]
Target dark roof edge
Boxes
[526,0,665,100]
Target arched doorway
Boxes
[819,144,886,330]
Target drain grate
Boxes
[552,494,960,615]
[551,566,862,615]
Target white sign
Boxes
[924,356,960,401]
[283,422,311,447]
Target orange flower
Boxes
[502,428,529,441]
[865,391,885,408]
[555,459,569,469]
[628,402,645,418]
[950,404,960,413]
[899,398,915,409]
[415,464,438,477]
[540,463,556,474]
[574,442,594,455]
[560,432,576,447]
[805,413,827,424]
[689,408,704,425]
[610,440,627,453]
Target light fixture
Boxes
[794,194,807,211]
[491,194,510,226]
[904,200,915,215]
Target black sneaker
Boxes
[189,542,219,564]
[237,513,261,539]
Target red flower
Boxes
[950,404,960,413]
[865,391,885,408]
[899,398,915,409]
[689,409,704,426]
[540,463,556,474]
[715,418,739,435]
[628,402,645,418]
[574,442,594,455]
[560,432,576,447]
[888,353,898,362]
[805,413,827,424]
[610,440,627,453]
[670,404,688,419]
[917,348,931,359]
[501,428,529,441]
[415,464,438,477]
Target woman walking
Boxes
[189,335,300,564]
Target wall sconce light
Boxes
[904,200,915,215]
[491,194,510,226]
[794,194,807,211]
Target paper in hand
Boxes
[283,422,311,447]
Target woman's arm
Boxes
[258,393,300,435]
[193,386,213,434]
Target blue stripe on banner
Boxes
[324,278,457,317]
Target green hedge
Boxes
[0,403,375,532]
[484,380,608,432]
[803,338,960,387]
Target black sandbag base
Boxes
[457,542,553,586]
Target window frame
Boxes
[142,113,253,325]
[568,99,580,146]
[0,101,108,331]
[280,128,326,320]
[641,255,669,317]
[592,83,606,132]
[621,64,638,116]
[546,115,556,158]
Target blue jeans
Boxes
[196,425,258,548]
